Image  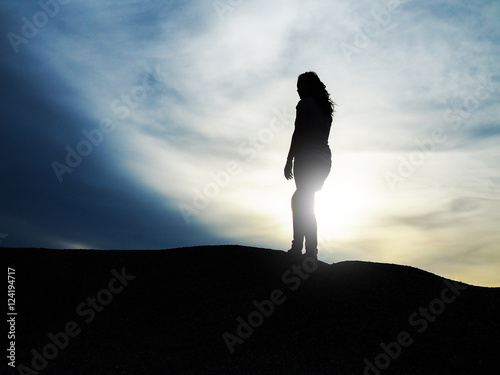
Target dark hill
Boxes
[3,245,499,374]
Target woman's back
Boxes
[294,97,332,161]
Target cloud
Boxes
[1,0,499,285]
[0,1,221,249]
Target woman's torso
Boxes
[295,98,332,162]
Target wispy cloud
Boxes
[1,0,499,285]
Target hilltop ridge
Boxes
[3,245,499,374]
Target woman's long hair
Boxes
[298,71,335,116]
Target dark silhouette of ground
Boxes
[2,245,499,374]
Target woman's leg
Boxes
[303,157,331,256]
[303,191,318,256]
[290,157,329,256]
[291,187,317,254]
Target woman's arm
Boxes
[284,100,308,180]
[284,142,294,180]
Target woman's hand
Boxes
[284,159,293,180]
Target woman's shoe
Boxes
[304,249,318,261]
[287,248,302,261]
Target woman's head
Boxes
[297,71,335,116]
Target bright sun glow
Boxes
[216,154,382,254]
[316,180,366,241]
[315,153,384,247]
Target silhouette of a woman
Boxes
[284,72,335,260]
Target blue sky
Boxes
[1,0,499,286]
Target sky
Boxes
[1,0,499,286]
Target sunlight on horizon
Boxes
[316,167,378,243]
